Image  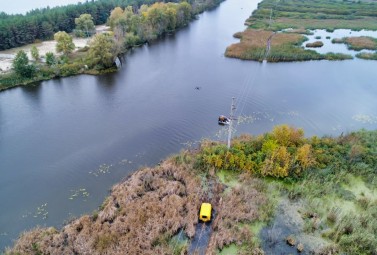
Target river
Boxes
[1,0,377,250]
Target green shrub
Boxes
[59,63,81,77]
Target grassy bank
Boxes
[226,0,377,62]
[6,126,377,254]
[0,48,118,92]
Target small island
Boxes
[6,125,377,254]
[225,0,377,62]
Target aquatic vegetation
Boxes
[352,114,377,124]
[69,188,90,201]
[332,36,377,51]
[356,51,377,60]
[306,41,324,48]
[89,163,113,176]
[119,159,133,165]
[21,203,49,220]
[324,52,353,60]
[225,29,325,62]
[345,36,377,51]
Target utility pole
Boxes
[268,8,273,28]
[227,97,236,149]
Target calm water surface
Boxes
[1,0,377,250]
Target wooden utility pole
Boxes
[227,97,236,149]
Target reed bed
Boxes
[306,41,324,48]
[7,158,203,255]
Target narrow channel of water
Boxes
[1,0,377,250]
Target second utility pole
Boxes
[227,97,236,149]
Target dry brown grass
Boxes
[306,41,324,48]
[345,36,377,50]
[270,33,303,46]
[225,29,303,60]
[206,173,269,254]
[7,158,203,255]
[225,29,273,59]
[7,151,270,255]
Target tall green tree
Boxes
[12,50,36,77]
[74,13,95,37]
[54,31,75,56]
[87,33,117,68]
[31,46,39,61]
[45,52,56,66]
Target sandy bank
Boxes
[0,25,110,74]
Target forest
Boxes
[0,0,215,50]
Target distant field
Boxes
[226,0,377,62]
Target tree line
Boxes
[0,0,170,50]
[0,0,222,51]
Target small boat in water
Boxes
[218,115,230,125]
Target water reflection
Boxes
[20,84,43,109]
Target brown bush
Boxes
[206,175,269,253]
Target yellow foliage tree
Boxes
[272,124,304,147]
[296,144,315,172]
[261,146,291,177]
[108,7,124,29]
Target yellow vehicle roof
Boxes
[199,203,212,221]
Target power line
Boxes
[227,97,236,149]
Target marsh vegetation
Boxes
[332,36,377,51]
[226,0,377,62]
